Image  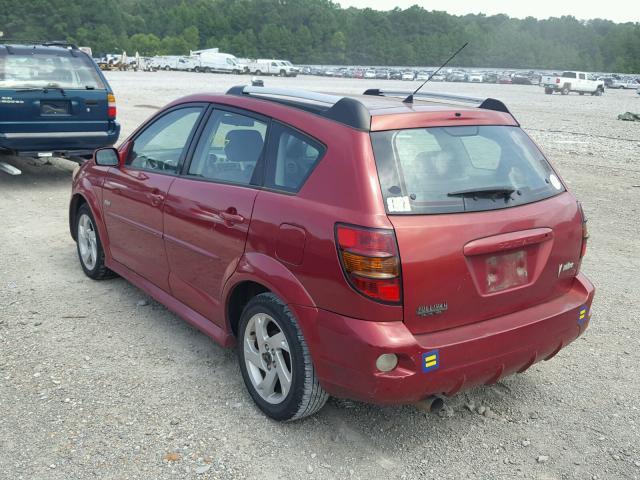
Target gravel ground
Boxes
[1,72,639,480]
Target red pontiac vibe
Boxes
[69,86,594,421]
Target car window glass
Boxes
[460,135,501,170]
[372,126,560,214]
[0,53,105,90]
[128,107,202,173]
[188,110,267,185]
[266,123,324,192]
[579,73,586,80]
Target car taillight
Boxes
[335,224,402,304]
[556,78,561,84]
[578,202,588,258]
[107,93,116,119]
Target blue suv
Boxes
[0,42,120,163]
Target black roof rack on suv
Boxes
[0,40,79,49]
[226,85,371,130]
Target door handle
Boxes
[220,210,244,225]
[149,192,164,207]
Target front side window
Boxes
[188,110,267,185]
[0,52,105,89]
[265,123,324,192]
[371,125,563,215]
[128,107,203,172]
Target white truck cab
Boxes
[541,71,604,96]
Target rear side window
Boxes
[188,110,267,186]
[265,122,324,192]
[0,52,105,90]
[371,126,563,215]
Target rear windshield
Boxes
[0,52,105,90]
[371,126,564,215]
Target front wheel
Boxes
[75,204,114,280]
[544,87,553,94]
[238,293,328,421]
[594,88,604,96]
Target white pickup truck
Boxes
[541,71,604,96]
[247,59,298,77]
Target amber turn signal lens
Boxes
[341,251,399,279]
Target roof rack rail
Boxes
[0,40,79,49]
[226,85,371,130]
[362,88,513,116]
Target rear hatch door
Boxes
[370,124,584,335]
[0,46,109,135]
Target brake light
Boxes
[335,224,402,303]
[578,202,588,258]
[556,78,561,84]
[107,93,116,119]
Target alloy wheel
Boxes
[243,313,292,404]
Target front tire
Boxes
[75,204,114,280]
[544,87,553,94]
[237,293,328,421]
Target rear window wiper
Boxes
[16,86,66,96]
[447,186,516,199]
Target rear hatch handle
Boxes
[463,228,554,256]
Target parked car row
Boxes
[298,66,547,84]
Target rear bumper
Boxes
[0,124,120,155]
[294,273,595,405]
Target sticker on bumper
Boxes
[578,305,589,325]
[422,350,440,373]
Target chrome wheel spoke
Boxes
[258,368,278,397]
[254,315,269,345]
[268,332,289,353]
[274,351,292,397]
[243,337,263,370]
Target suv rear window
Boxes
[0,52,105,90]
[371,125,563,215]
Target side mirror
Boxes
[94,147,119,167]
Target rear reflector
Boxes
[335,224,402,303]
[578,202,588,258]
[107,93,116,119]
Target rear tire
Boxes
[544,87,553,95]
[75,204,115,280]
[237,293,328,421]
[255,69,262,75]
[561,85,570,95]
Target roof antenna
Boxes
[404,42,469,103]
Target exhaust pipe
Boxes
[414,395,444,414]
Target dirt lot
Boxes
[1,72,639,480]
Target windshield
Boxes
[0,52,105,90]
[371,125,563,214]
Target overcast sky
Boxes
[336,0,640,23]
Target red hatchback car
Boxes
[69,86,594,420]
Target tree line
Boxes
[1,0,639,73]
